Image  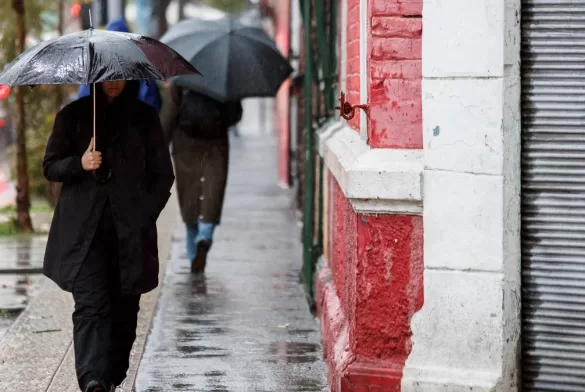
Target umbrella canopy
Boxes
[0,28,198,87]
[160,17,292,102]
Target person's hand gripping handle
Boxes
[81,138,102,171]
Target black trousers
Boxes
[72,203,141,391]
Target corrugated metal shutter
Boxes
[522,0,585,390]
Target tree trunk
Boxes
[12,0,33,233]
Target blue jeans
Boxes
[186,221,216,261]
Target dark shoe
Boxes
[85,380,114,392]
[191,240,211,275]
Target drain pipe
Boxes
[301,0,315,301]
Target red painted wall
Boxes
[346,0,361,131]
[368,0,422,149]
[331,173,358,322]
[318,1,424,390]
[321,172,424,391]
[354,213,424,363]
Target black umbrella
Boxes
[0,29,197,86]
[0,28,198,148]
[160,17,293,102]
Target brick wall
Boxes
[368,0,422,148]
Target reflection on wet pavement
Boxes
[0,236,47,272]
[0,235,47,339]
[135,137,327,391]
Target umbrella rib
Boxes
[46,42,70,85]
[86,30,93,85]
[173,33,228,61]
[113,54,128,80]
[89,30,128,82]
[13,40,55,85]
[110,34,129,80]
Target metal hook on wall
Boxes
[335,91,369,121]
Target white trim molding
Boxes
[340,0,348,93]
[317,121,423,215]
[359,0,369,140]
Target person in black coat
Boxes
[42,80,174,392]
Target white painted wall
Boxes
[402,0,521,391]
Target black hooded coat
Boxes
[42,81,175,296]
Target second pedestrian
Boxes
[160,83,242,275]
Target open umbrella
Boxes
[160,16,292,102]
[0,27,198,148]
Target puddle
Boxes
[0,236,47,271]
[0,273,44,310]
[0,235,47,341]
[0,234,47,308]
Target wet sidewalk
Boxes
[134,135,328,392]
[0,212,53,339]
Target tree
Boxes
[11,0,33,232]
[0,0,51,230]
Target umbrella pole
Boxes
[90,11,95,151]
[93,82,96,151]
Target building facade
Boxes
[264,0,585,390]
[259,0,294,188]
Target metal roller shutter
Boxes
[522,0,585,390]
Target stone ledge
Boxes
[317,121,423,215]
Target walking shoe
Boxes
[191,240,211,275]
[85,380,114,392]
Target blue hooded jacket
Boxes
[76,18,162,111]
